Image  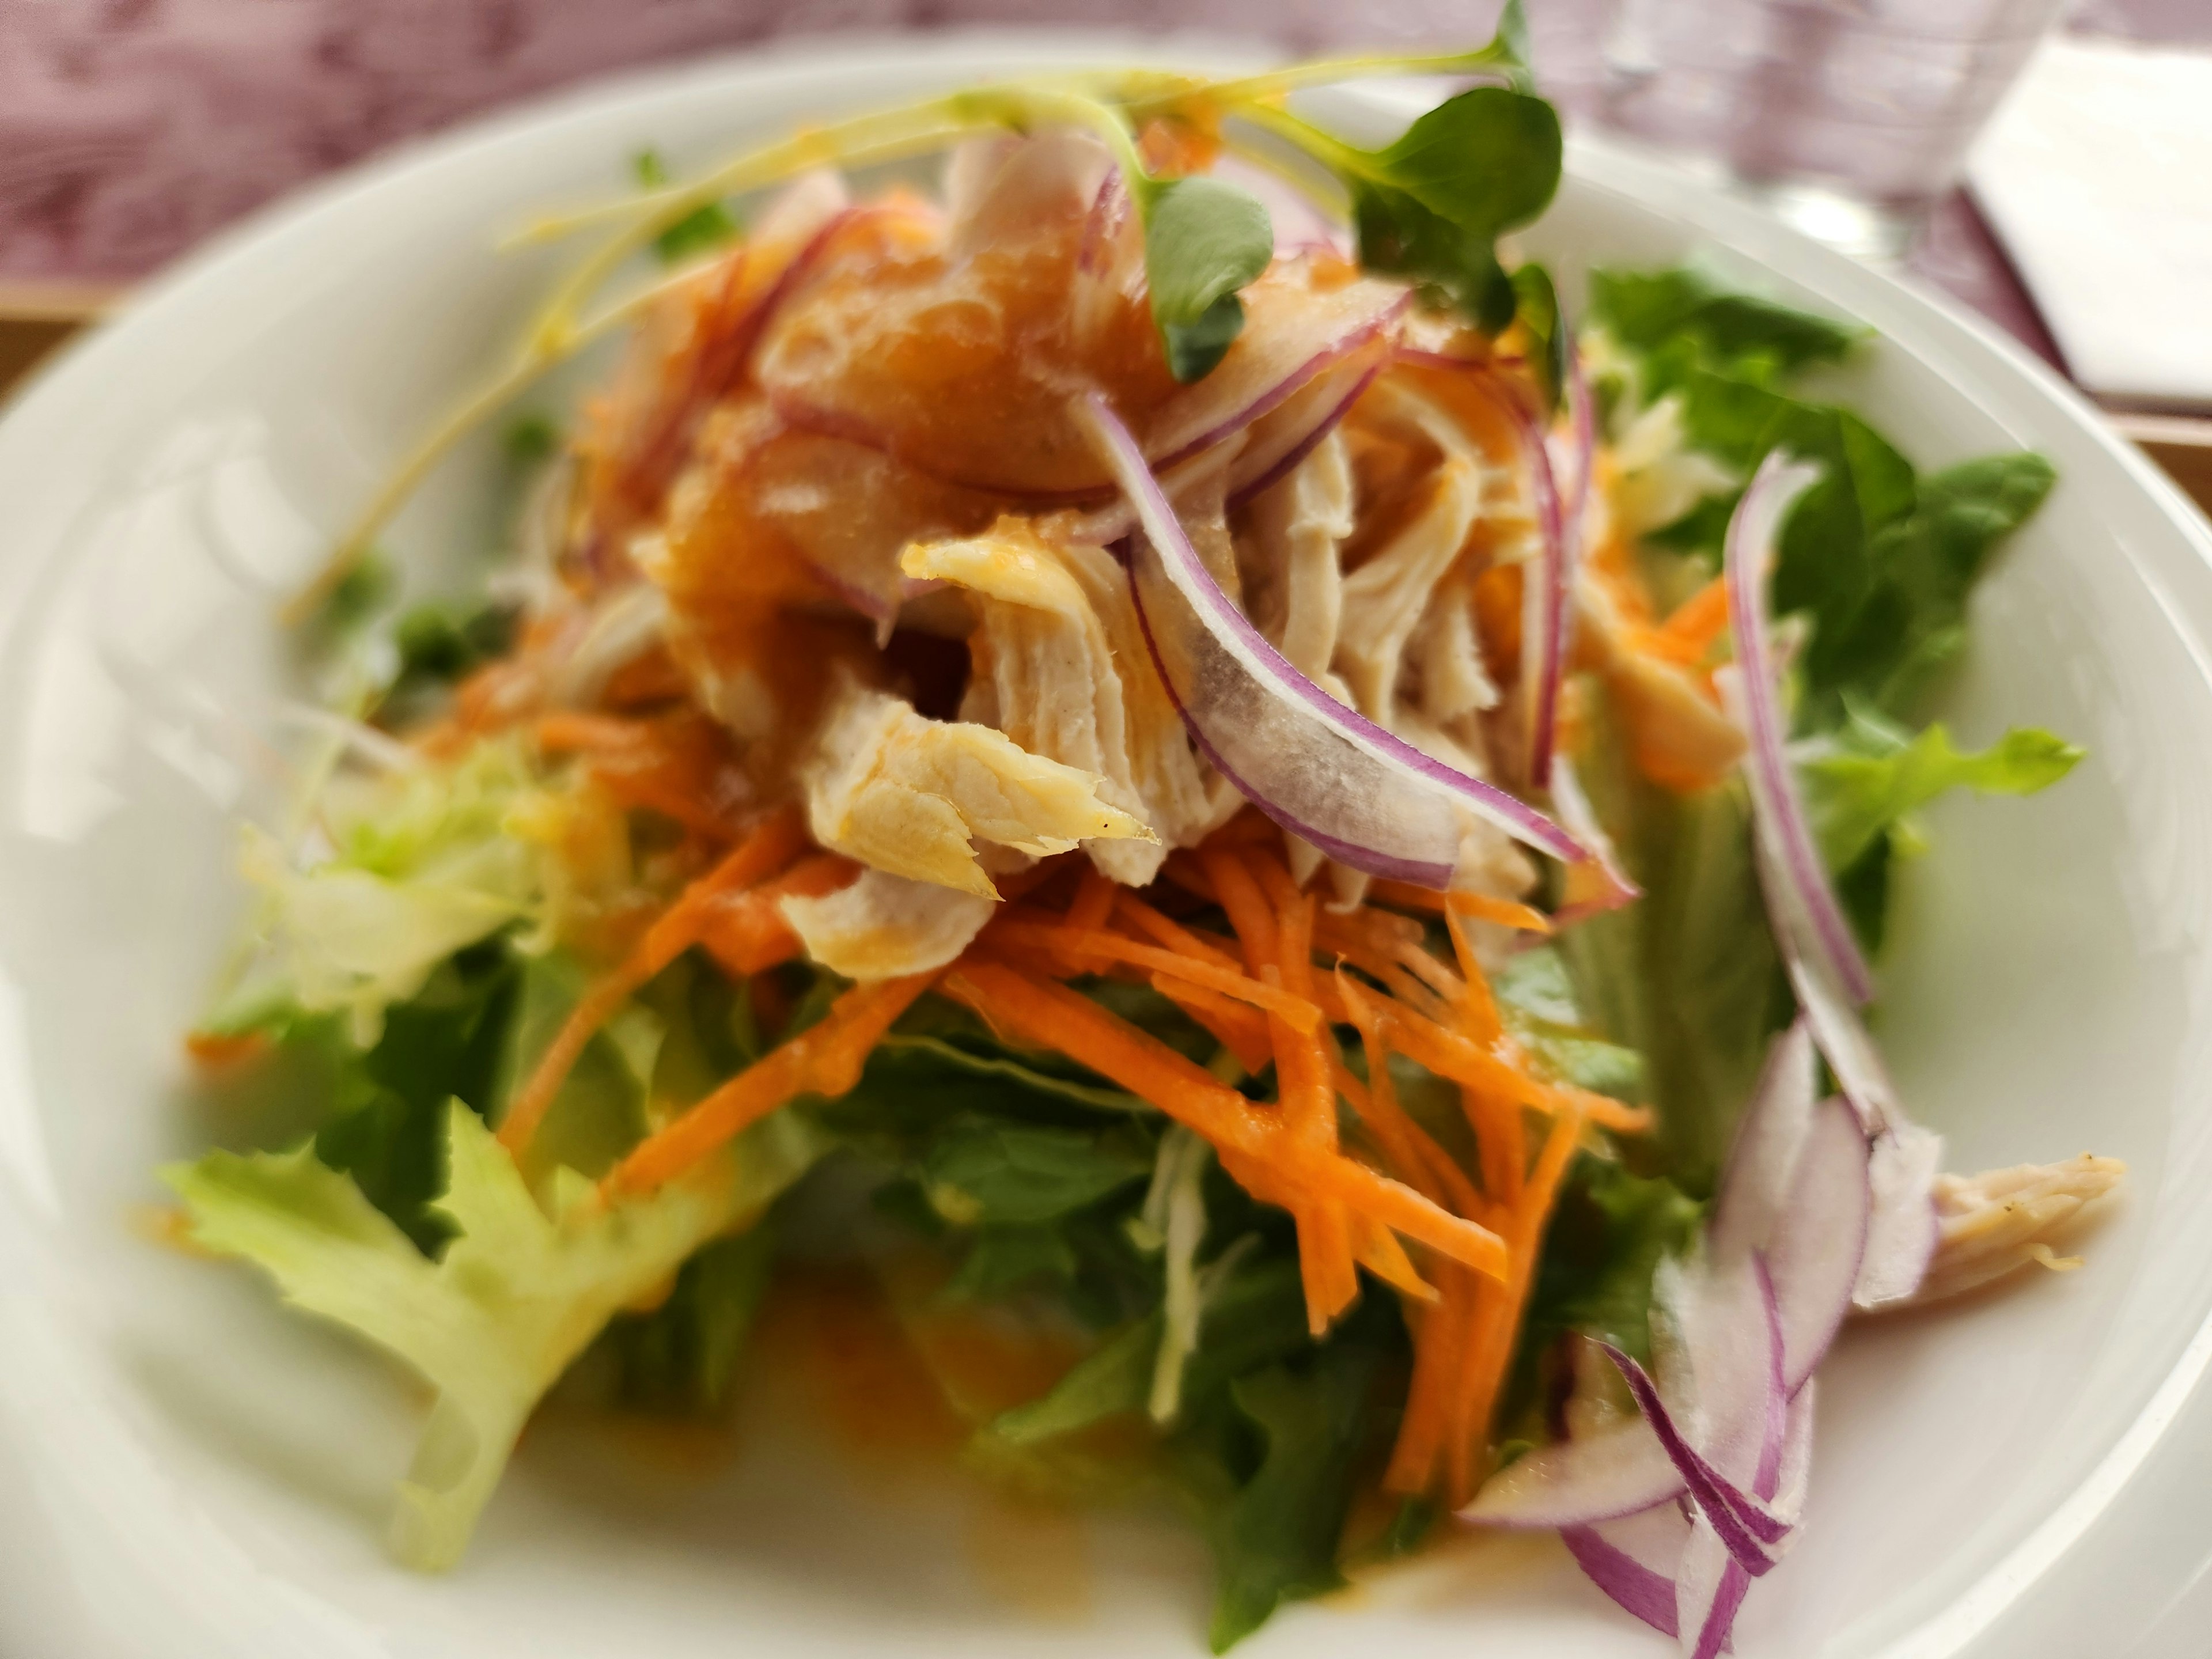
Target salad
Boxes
[166,9,2125,1653]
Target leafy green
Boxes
[166,1101,828,1569]
[503,413,560,465]
[1804,709,2082,872]
[1494,944,1648,1103]
[633,148,740,262]
[1589,263,1861,384]
[990,1313,1162,1445]
[1527,1157,1702,1361]
[1194,1340,1382,1652]
[239,735,560,1044]
[922,1121,1148,1226]
[944,1222,1084,1300]
[315,940,518,1250]
[603,1225,777,1415]
[392,599,518,692]
[1142,175,1277,383]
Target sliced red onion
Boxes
[1723,451,1876,1005]
[1076,392,1592,884]
[1462,1418,1684,1530]
[1067,349,1385,548]
[1225,353,1385,509]
[1767,1096,1873,1389]
[1563,1505,1686,1638]
[1710,1019,1818,1262]
[1719,456,1942,1309]
[1677,1525,1752,1659]
[1858,1123,1942,1306]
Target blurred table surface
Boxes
[0,0,2206,503]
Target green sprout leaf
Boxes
[1140,175,1275,383]
[633,148,740,264]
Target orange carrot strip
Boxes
[499,805,807,1155]
[945,961,1509,1282]
[1113,893,1243,971]
[1445,1104,1585,1503]
[1387,1265,1472,1493]
[1200,809,1281,847]
[696,852,859,977]
[1352,1212,1437,1302]
[988,919,1324,1032]
[1267,885,1357,1331]
[1651,573,1730,662]
[1054,868,1120,973]
[1336,975,1653,1136]
[1345,1014,1483,1221]
[1444,890,1554,935]
[1203,847,1277,974]
[1152,976,1275,1076]
[605,972,935,1196]
[1160,851,1219,904]
[1442,908,1506,1049]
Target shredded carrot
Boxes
[1113,893,1241,972]
[1335,975,1654,1137]
[1444,890,1554,935]
[499,806,808,1156]
[696,852,859,977]
[1343,1013,1484,1222]
[1202,847,1277,973]
[944,960,1509,1282]
[1054,868,1119,973]
[533,711,645,752]
[987,918,1324,1033]
[1158,850,1221,906]
[1444,1103,1585,1504]
[1441,908,1506,1048]
[1649,573,1730,664]
[1151,976,1274,1075]
[1263,881,1358,1332]
[605,972,935,1196]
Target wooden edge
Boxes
[2107,412,2212,516]
[0,279,127,323]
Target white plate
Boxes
[3,32,2211,1659]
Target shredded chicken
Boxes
[779,865,994,980]
[908,520,1154,882]
[800,676,1150,898]
[1335,451,1484,728]
[1913,1154,2127,1304]
[1248,429,1354,688]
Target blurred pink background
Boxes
[0,0,2190,326]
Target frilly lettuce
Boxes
[164,1101,825,1569]
[238,736,627,1046]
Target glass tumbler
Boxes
[1593,0,2069,260]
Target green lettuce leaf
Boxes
[165,1101,827,1570]
[1804,710,2082,872]
[1196,1341,1381,1653]
[601,1225,777,1415]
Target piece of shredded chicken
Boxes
[1912,1154,2127,1304]
[906,517,1209,886]
[779,865,995,979]
[799,676,1152,899]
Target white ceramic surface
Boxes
[2,33,2211,1659]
